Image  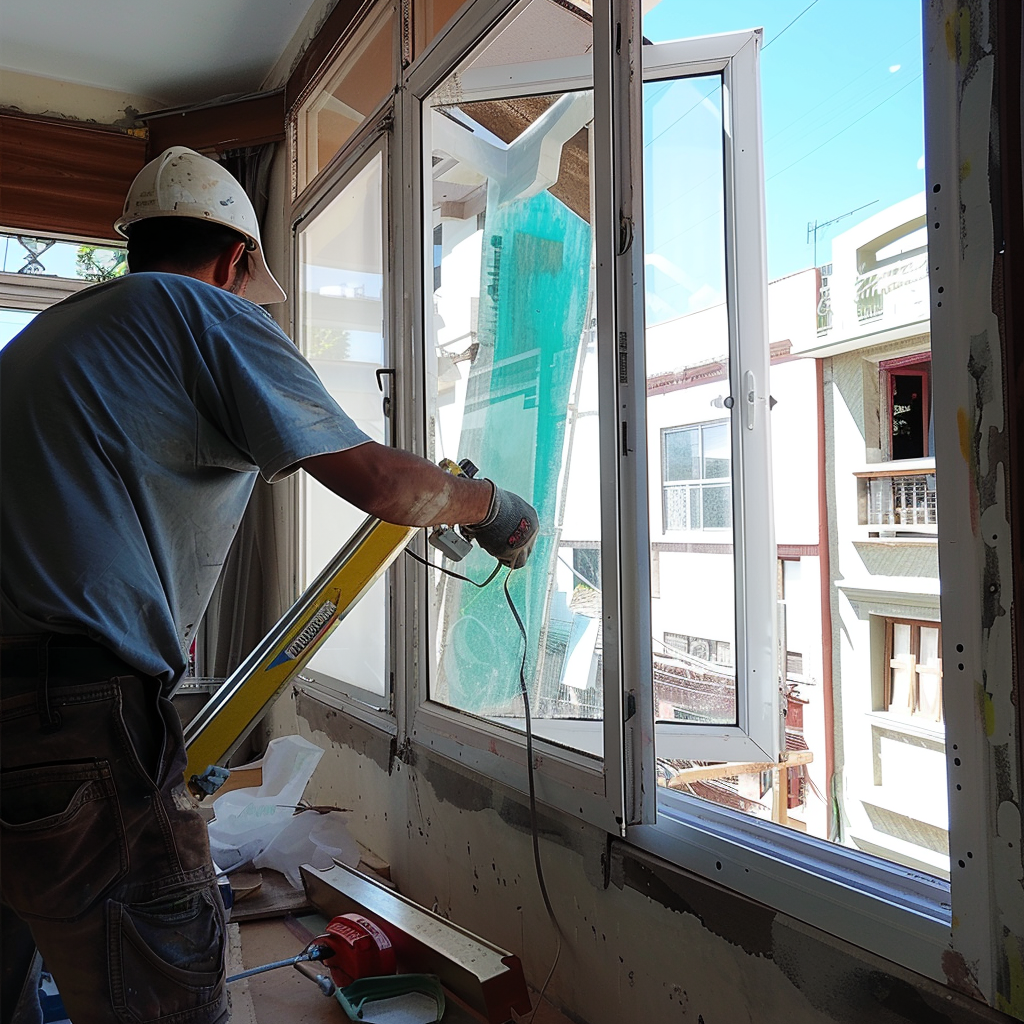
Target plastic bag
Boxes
[254,810,360,888]
[207,735,324,872]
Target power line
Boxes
[767,71,923,182]
[762,0,823,50]
[764,30,920,144]
[765,58,922,156]
[643,81,722,151]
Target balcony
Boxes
[855,460,937,537]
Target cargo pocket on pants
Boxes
[0,759,128,921]
[108,884,227,1024]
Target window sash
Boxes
[641,30,780,766]
[401,6,779,832]
[292,134,398,720]
[402,0,630,834]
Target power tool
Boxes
[427,458,478,561]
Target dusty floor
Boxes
[229,912,572,1024]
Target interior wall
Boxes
[261,694,1013,1024]
[0,68,156,125]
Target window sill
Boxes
[293,674,397,735]
[865,710,945,743]
[628,788,951,984]
[852,533,938,545]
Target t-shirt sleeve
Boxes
[192,304,371,482]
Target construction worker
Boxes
[0,146,538,1024]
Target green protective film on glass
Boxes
[436,186,593,714]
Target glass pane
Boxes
[645,73,736,727]
[1,232,125,280]
[702,484,731,529]
[298,154,387,697]
[424,0,599,753]
[645,3,945,877]
[298,9,396,194]
[919,626,939,665]
[1,308,35,351]
[413,0,466,58]
[664,427,699,481]
[916,626,942,721]
[701,422,730,479]
[893,622,912,655]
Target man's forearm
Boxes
[299,441,493,527]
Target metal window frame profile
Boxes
[399,0,632,836]
[290,120,402,734]
[399,5,779,830]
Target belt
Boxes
[1,634,136,691]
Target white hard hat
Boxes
[115,146,286,305]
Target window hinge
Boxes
[618,212,633,256]
[389,736,414,774]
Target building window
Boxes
[296,148,390,702]
[880,354,932,461]
[662,422,731,531]
[884,618,943,723]
[663,631,732,667]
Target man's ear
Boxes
[211,240,247,290]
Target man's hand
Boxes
[462,484,539,569]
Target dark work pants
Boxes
[0,638,228,1024]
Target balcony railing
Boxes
[855,460,937,534]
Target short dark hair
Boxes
[126,217,250,274]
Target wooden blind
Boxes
[0,113,146,242]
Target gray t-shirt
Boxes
[1,273,370,688]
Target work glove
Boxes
[463,484,539,569]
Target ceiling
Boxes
[1,0,324,108]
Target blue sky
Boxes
[643,0,925,283]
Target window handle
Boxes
[376,367,396,435]
[744,370,756,430]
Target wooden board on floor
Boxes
[229,869,311,922]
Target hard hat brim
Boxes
[243,246,287,305]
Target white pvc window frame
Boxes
[400,0,630,835]
[282,0,1018,1000]
[401,7,779,828]
[292,0,400,201]
[290,127,401,734]
[639,30,780,767]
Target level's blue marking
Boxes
[263,599,338,673]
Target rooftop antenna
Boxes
[806,200,879,267]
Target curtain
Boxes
[199,143,295,681]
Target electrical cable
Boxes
[761,0,822,51]
[413,541,563,1020]
[503,569,563,1024]
[767,72,922,182]
[405,546,502,588]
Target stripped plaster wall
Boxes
[261,689,1015,1023]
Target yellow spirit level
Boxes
[183,516,417,794]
